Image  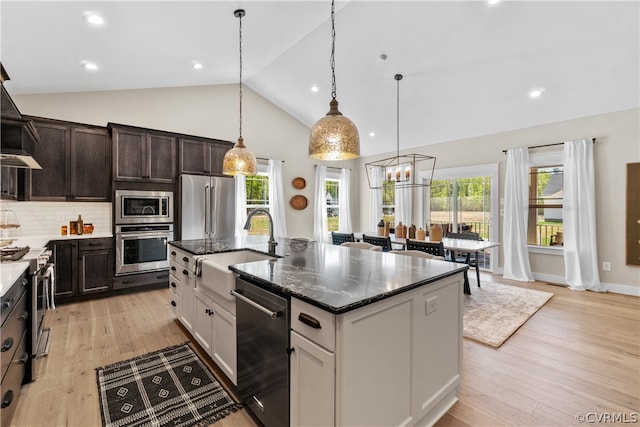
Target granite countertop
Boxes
[170,236,468,314]
[0,262,30,297]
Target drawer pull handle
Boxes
[171,266,177,271]
[1,337,14,352]
[298,313,321,329]
[1,390,13,408]
[2,298,12,309]
[19,352,29,364]
[171,282,177,288]
[18,311,29,321]
[88,242,102,246]
[182,257,189,263]
[171,251,177,256]
[156,274,169,279]
[182,270,189,276]
[171,300,177,307]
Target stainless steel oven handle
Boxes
[116,232,172,240]
[230,290,279,319]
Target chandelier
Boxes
[365,74,435,189]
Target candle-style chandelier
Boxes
[365,74,436,189]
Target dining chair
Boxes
[446,232,482,287]
[405,239,445,257]
[341,241,382,251]
[361,234,392,252]
[331,231,355,245]
[390,249,444,260]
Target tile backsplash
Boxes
[0,201,112,237]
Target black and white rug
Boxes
[96,343,240,427]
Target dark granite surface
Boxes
[170,236,467,314]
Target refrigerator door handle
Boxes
[204,184,210,236]
[210,184,217,238]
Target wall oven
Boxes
[115,224,173,275]
[115,190,173,224]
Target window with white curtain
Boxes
[325,177,340,231]
[244,163,269,235]
[527,150,564,247]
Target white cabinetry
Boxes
[169,247,194,330]
[290,274,463,427]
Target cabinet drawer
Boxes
[291,298,336,352]
[169,294,180,317]
[169,274,181,298]
[169,247,192,270]
[79,237,113,251]
[1,292,27,381]
[1,275,27,326]
[0,331,27,427]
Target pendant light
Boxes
[223,9,257,176]
[365,74,436,189]
[308,0,360,160]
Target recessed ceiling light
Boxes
[82,62,98,71]
[83,11,104,25]
[310,85,319,93]
[369,131,376,137]
[193,62,203,70]
[529,87,546,98]
[487,0,502,5]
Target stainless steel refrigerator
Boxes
[179,175,236,240]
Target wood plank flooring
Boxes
[9,274,639,427]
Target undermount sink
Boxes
[199,250,276,301]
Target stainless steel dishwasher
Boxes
[232,278,290,427]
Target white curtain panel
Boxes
[369,167,383,231]
[394,185,412,227]
[503,147,534,281]
[234,175,247,237]
[268,159,288,238]
[314,166,329,243]
[338,168,352,232]
[563,139,604,291]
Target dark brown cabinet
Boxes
[110,124,176,183]
[0,167,22,200]
[179,137,232,176]
[29,118,111,201]
[49,237,113,302]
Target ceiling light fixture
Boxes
[365,74,436,189]
[82,62,98,70]
[529,87,546,98]
[308,0,360,160]
[222,9,257,176]
[83,11,104,25]
[192,62,203,70]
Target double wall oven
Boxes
[114,190,174,276]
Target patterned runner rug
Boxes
[96,343,240,427]
[464,281,553,348]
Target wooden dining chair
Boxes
[446,232,482,287]
[331,231,355,245]
[361,234,392,252]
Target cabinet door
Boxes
[1,167,18,200]
[178,267,195,331]
[30,122,69,200]
[211,300,237,385]
[70,127,111,201]
[78,248,113,294]
[208,142,231,176]
[193,288,213,353]
[49,240,77,299]
[179,138,210,175]
[112,128,146,181]
[290,331,335,427]
[147,133,176,183]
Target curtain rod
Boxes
[314,164,351,171]
[502,138,596,154]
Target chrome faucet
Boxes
[244,208,277,256]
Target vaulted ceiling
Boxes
[2,1,638,156]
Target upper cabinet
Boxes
[179,137,233,176]
[28,117,111,201]
[110,123,176,184]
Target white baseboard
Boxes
[491,268,639,297]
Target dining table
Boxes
[354,232,501,295]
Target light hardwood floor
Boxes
[10,274,639,427]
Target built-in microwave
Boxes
[115,190,173,224]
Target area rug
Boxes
[96,342,240,427]
[464,282,553,348]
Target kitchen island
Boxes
[169,236,467,427]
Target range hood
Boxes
[1,64,42,169]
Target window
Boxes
[528,165,563,246]
[382,180,395,225]
[245,170,269,235]
[325,178,340,232]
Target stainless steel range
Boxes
[0,245,54,382]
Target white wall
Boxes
[357,108,640,294]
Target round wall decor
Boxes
[290,195,309,210]
[292,177,307,190]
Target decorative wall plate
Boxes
[290,195,309,210]
[292,177,307,190]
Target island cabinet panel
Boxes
[210,298,237,385]
[111,124,176,183]
[290,273,464,427]
[78,238,113,295]
[29,118,111,201]
[49,239,78,299]
[193,287,213,353]
[179,137,233,176]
